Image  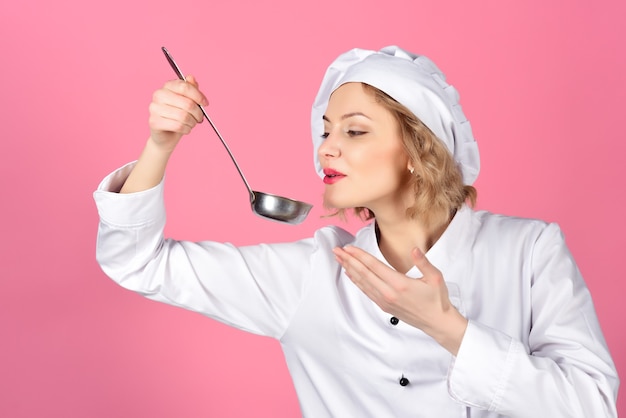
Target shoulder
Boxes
[465,209,576,283]
[311,225,357,248]
[469,209,566,251]
[472,209,553,237]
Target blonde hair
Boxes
[328,83,476,226]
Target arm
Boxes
[95,172,314,337]
[448,223,619,417]
[94,77,309,337]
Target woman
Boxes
[94,46,619,417]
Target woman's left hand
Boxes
[332,246,468,356]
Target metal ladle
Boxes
[162,47,313,225]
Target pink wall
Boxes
[1,0,624,416]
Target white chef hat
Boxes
[311,45,480,185]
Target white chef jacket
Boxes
[94,162,619,418]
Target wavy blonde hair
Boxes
[328,83,476,226]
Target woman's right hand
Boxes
[148,75,209,153]
[119,76,209,194]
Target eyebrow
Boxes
[322,112,372,122]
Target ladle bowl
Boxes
[162,47,313,225]
[251,191,312,224]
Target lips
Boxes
[323,168,346,185]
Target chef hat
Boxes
[311,46,480,185]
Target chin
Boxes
[323,197,349,211]
[323,189,376,212]
[323,197,362,212]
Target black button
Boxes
[399,376,410,386]
[390,316,399,325]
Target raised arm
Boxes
[94,74,323,338]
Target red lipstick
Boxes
[323,168,346,185]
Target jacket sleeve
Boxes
[93,162,317,339]
[447,222,619,417]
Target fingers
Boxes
[155,80,206,121]
[336,245,442,286]
[149,102,197,135]
[152,90,203,124]
[333,246,382,279]
[163,76,208,106]
[186,74,199,87]
[149,77,209,137]
[333,246,395,300]
[341,246,396,280]
[411,248,443,284]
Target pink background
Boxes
[1,0,624,416]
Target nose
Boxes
[318,132,340,160]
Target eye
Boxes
[320,132,329,139]
[347,130,367,137]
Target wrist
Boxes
[426,308,468,356]
[147,135,178,157]
[119,137,173,194]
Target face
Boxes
[318,82,412,213]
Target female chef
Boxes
[94,46,619,417]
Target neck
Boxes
[374,210,452,274]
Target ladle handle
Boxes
[161,47,255,197]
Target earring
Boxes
[409,167,415,175]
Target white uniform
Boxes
[94,162,619,417]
